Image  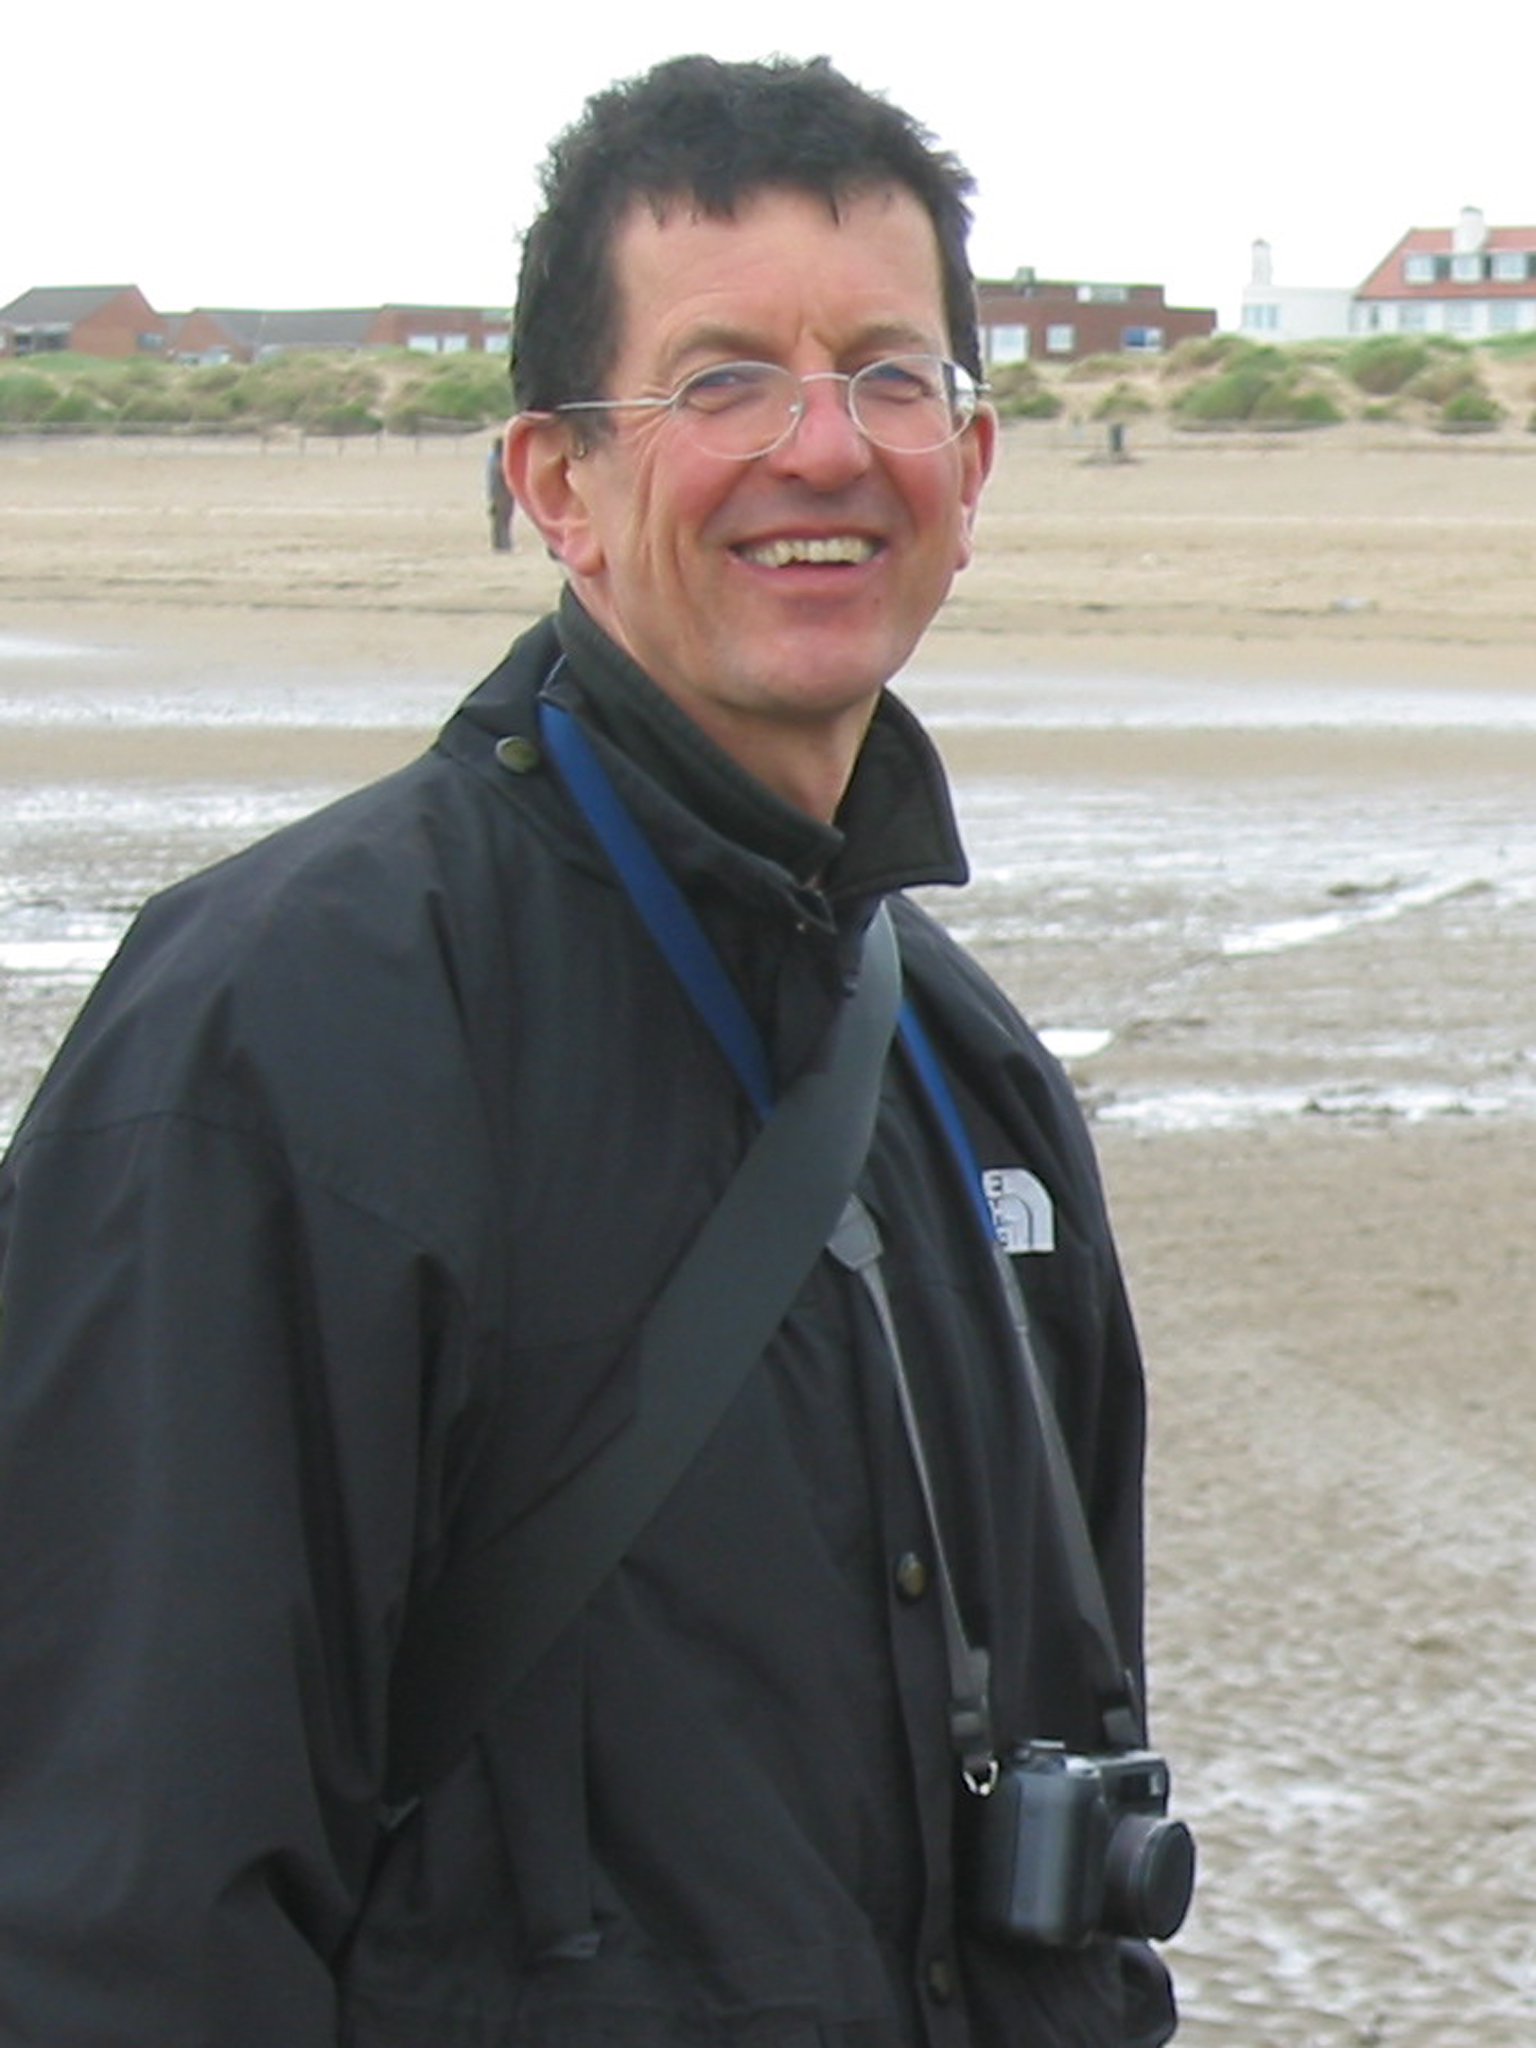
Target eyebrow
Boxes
[658,317,944,383]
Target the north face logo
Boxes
[982,1167,1055,1254]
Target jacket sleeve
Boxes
[0,1107,463,2046]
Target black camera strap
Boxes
[829,1198,997,1784]
[834,1008,1147,1768]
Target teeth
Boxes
[741,535,876,567]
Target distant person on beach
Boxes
[487,430,515,549]
[0,55,1187,2048]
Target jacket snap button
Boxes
[495,734,542,774]
[894,1552,929,1602]
[924,1956,955,2003]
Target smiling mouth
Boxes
[736,535,879,568]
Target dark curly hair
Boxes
[511,55,979,414]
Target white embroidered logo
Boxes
[982,1168,1056,1255]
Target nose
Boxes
[763,372,871,485]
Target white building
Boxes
[1353,208,1536,338]
[1239,240,1355,343]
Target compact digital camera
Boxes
[963,1741,1196,1951]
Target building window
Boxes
[1403,254,1438,285]
[1243,303,1280,332]
[1120,325,1165,352]
[1489,301,1520,333]
[1445,300,1477,333]
[1449,253,1486,283]
[1045,323,1075,356]
[985,322,1029,365]
[1491,250,1531,282]
[1398,302,1428,331]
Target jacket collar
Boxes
[440,598,969,914]
[553,590,968,905]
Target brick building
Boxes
[170,304,509,364]
[976,276,1216,364]
[0,285,168,359]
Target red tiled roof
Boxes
[1357,224,1536,299]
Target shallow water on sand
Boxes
[3,641,1534,1145]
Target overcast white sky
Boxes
[9,1,1534,329]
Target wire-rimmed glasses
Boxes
[551,355,985,459]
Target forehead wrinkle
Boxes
[660,315,943,387]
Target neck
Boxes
[677,698,872,825]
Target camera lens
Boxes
[1102,1814,1196,1941]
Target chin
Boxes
[759,629,917,707]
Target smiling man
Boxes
[0,55,1179,2048]
[508,180,991,816]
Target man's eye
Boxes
[858,358,938,403]
[679,364,773,413]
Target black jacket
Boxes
[0,604,1171,2047]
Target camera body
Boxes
[963,1741,1195,1951]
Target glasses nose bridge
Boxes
[776,367,858,450]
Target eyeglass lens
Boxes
[677,358,972,457]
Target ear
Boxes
[502,413,607,575]
[953,402,997,571]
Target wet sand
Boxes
[3,428,1536,2043]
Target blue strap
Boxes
[897,1003,999,1246]
[540,690,996,1247]
[539,697,774,1118]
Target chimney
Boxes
[1250,238,1273,286]
[1453,205,1487,254]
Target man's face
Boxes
[524,184,993,800]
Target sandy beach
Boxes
[3,424,1535,2044]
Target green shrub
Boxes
[1091,380,1154,421]
[966,362,1062,421]
[304,402,383,436]
[1000,384,1064,420]
[42,388,116,427]
[1407,355,1479,405]
[1252,383,1343,426]
[984,363,1039,400]
[1064,352,1126,382]
[1174,345,1340,429]
[183,367,256,427]
[1343,335,1432,395]
[1291,339,1347,369]
[236,352,383,430]
[386,355,510,433]
[1437,387,1502,430]
[1161,332,1250,377]
[116,389,193,425]
[0,369,61,421]
[185,363,245,398]
[0,345,512,438]
[1172,347,1284,422]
